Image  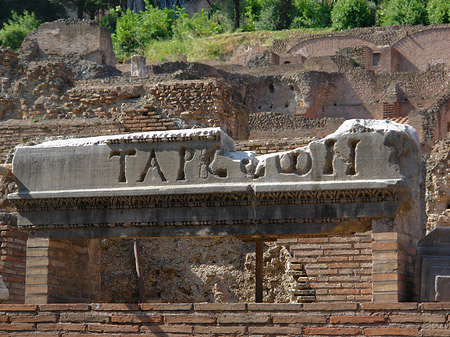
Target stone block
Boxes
[130,55,146,77]
[417,228,450,301]
[435,275,450,301]
[9,120,421,240]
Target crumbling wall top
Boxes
[19,19,116,67]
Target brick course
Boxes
[0,302,445,335]
[286,233,373,302]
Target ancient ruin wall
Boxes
[0,302,447,336]
[0,214,26,304]
[20,20,115,67]
[393,28,450,72]
[425,137,450,232]
[287,35,376,58]
[285,233,373,302]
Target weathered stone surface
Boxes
[101,238,294,303]
[417,227,450,301]
[19,19,116,67]
[435,275,450,301]
[0,276,9,303]
[131,55,146,77]
[425,137,450,232]
[9,120,420,239]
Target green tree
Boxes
[212,0,246,30]
[427,0,450,24]
[331,0,375,30]
[381,0,427,25]
[0,11,41,50]
[291,0,332,28]
[172,9,221,40]
[243,0,296,31]
[113,8,142,55]
[0,0,66,27]
[112,1,176,58]
[56,0,121,19]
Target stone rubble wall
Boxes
[235,137,315,154]
[0,302,447,336]
[425,137,450,232]
[95,234,373,304]
[19,19,116,67]
[0,119,121,162]
[100,239,295,304]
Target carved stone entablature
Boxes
[9,120,420,239]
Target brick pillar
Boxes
[371,232,416,302]
[25,237,101,304]
[0,213,27,303]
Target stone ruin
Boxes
[19,19,115,67]
[0,17,450,335]
[9,119,423,304]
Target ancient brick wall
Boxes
[416,93,450,150]
[0,119,121,162]
[25,238,101,304]
[280,233,373,303]
[248,113,345,140]
[20,20,115,67]
[394,28,450,72]
[0,214,26,304]
[0,302,448,335]
[287,35,376,58]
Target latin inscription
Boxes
[110,139,363,183]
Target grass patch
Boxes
[143,27,332,63]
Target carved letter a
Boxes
[137,148,167,182]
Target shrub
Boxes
[331,0,375,31]
[140,5,174,42]
[101,7,121,33]
[113,1,175,59]
[113,9,142,56]
[172,9,222,40]
[381,0,427,26]
[291,0,332,28]
[427,0,450,24]
[254,2,281,31]
[0,11,40,50]
[248,0,297,31]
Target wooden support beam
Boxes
[255,240,264,303]
[133,238,144,303]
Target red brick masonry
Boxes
[0,302,447,336]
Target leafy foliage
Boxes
[0,0,65,27]
[331,0,376,31]
[0,11,41,50]
[291,0,332,28]
[113,1,221,60]
[172,9,222,40]
[55,0,121,20]
[427,0,450,24]
[380,0,427,26]
[100,6,121,33]
[113,8,142,57]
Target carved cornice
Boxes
[14,188,397,213]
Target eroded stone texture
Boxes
[426,137,450,232]
[131,55,146,77]
[417,228,450,301]
[10,120,420,240]
[435,275,450,301]
[19,19,116,67]
[101,238,294,303]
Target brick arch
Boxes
[287,36,376,57]
[393,27,450,71]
